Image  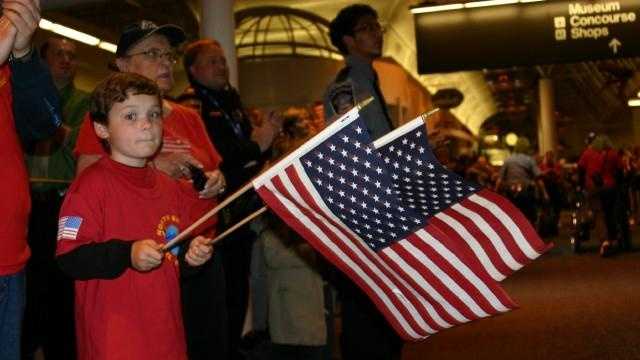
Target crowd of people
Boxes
[455,133,638,257]
[2,1,637,360]
[1,1,406,360]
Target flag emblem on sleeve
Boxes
[57,216,83,241]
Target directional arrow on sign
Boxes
[609,38,622,55]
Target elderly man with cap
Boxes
[72,20,229,359]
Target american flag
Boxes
[373,118,552,282]
[57,216,83,241]
[253,108,517,341]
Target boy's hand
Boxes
[199,169,226,199]
[131,239,163,272]
[185,235,213,266]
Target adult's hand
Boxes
[251,110,282,152]
[2,0,40,58]
[185,235,213,266]
[0,13,18,63]
[198,169,226,199]
[152,152,203,179]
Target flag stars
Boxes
[416,160,423,166]
[341,150,348,158]
[374,181,381,188]
[364,161,371,168]
[339,177,346,184]
[360,202,367,209]
[354,141,361,149]
[328,158,335,166]
[351,169,358,177]
[317,153,324,160]
[376,167,383,174]
[352,155,359,163]
[373,195,380,202]
[339,164,346,171]
[338,190,345,197]
[363,175,370,182]
[350,196,357,203]
[329,144,336,151]
[355,126,363,134]
[342,135,349,143]
[365,147,372,154]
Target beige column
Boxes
[538,78,557,155]
[201,0,238,89]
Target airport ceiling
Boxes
[42,0,640,138]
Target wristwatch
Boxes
[8,46,33,63]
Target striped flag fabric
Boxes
[252,107,517,341]
[57,216,83,241]
[373,117,552,282]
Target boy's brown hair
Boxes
[90,72,161,125]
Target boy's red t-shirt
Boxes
[0,64,31,275]
[74,101,222,171]
[57,157,215,360]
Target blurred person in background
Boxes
[21,36,89,360]
[496,137,549,224]
[578,134,623,256]
[184,38,281,360]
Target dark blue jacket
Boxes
[10,50,61,147]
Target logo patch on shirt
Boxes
[157,214,181,259]
[57,216,83,241]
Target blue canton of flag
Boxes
[374,117,551,282]
[57,216,83,241]
[375,127,476,219]
[299,122,426,251]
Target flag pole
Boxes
[207,206,268,245]
[420,107,441,122]
[161,97,377,251]
[162,181,254,251]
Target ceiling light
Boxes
[465,0,518,8]
[39,18,113,52]
[411,3,464,13]
[98,41,117,53]
[505,132,518,146]
[410,0,545,14]
[628,98,640,107]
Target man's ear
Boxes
[342,34,355,52]
[115,58,129,72]
[93,122,110,141]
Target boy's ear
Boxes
[93,122,110,141]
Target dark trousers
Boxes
[336,274,403,360]
[219,226,255,360]
[600,187,619,242]
[21,190,76,360]
[181,249,229,360]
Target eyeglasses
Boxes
[126,48,178,64]
[353,22,385,34]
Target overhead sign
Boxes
[414,0,640,73]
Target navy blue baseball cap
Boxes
[115,20,186,58]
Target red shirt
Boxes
[57,157,215,360]
[0,64,31,275]
[74,101,222,171]
[578,147,621,190]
